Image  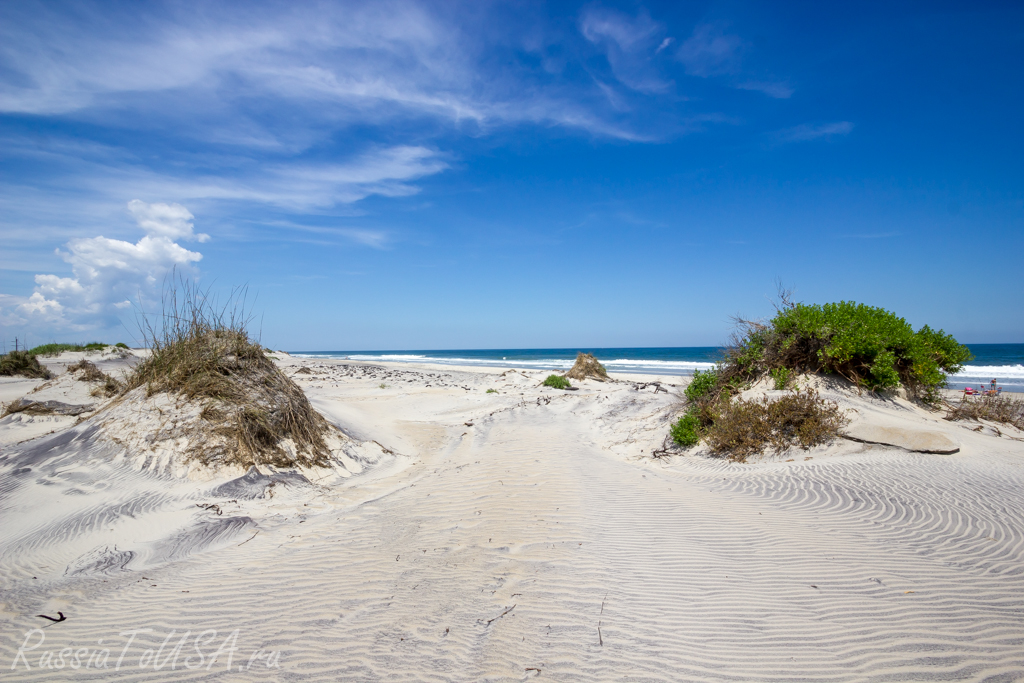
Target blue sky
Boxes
[1,1,1022,351]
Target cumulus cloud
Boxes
[127,200,209,241]
[7,200,204,331]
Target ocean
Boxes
[292,344,1024,393]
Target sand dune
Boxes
[1,355,1022,680]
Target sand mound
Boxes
[104,328,344,474]
[565,352,610,382]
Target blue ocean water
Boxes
[293,344,1024,393]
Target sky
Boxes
[1,0,1022,351]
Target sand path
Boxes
[4,384,1023,681]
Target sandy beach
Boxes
[1,352,1023,681]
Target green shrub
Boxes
[722,301,970,397]
[542,375,572,390]
[670,408,703,447]
[84,342,107,351]
[665,298,964,458]
[115,342,130,349]
[685,368,719,402]
[486,388,498,394]
[770,367,791,390]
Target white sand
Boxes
[1,354,1023,680]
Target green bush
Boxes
[670,408,703,447]
[684,368,718,402]
[727,301,970,397]
[542,375,572,390]
[115,342,130,349]
[664,298,966,458]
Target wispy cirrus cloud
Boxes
[579,6,671,94]
[677,23,744,78]
[772,121,854,144]
[736,80,794,99]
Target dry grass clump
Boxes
[67,359,123,397]
[704,389,848,462]
[0,351,53,379]
[565,352,609,382]
[125,279,331,469]
[944,394,1024,431]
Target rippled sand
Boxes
[1,357,1022,681]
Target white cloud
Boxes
[736,80,794,99]
[773,121,854,144]
[127,200,209,241]
[677,23,744,77]
[579,7,670,94]
[0,1,648,140]
[6,200,204,331]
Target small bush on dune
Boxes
[723,300,970,399]
[684,368,718,403]
[667,291,962,458]
[542,375,572,390]
[670,409,703,447]
[705,389,847,462]
[115,342,130,349]
[0,351,53,379]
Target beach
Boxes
[1,353,1023,681]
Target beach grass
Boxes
[126,277,332,468]
[0,350,53,379]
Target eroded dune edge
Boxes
[1,350,1023,681]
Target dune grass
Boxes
[945,394,1024,431]
[126,278,331,469]
[0,350,53,379]
[67,359,122,397]
[27,342,108,356]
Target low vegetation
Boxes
[704,389,847,460]
[67,359,122,397]
[27,342,108,356]
[720,297,970,401]
[670,292,965,460]
[566,352,609,382]
[125,278,332,469]
[0,351,53,379]
[542,374,572,390]
[945,394,1024,431]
